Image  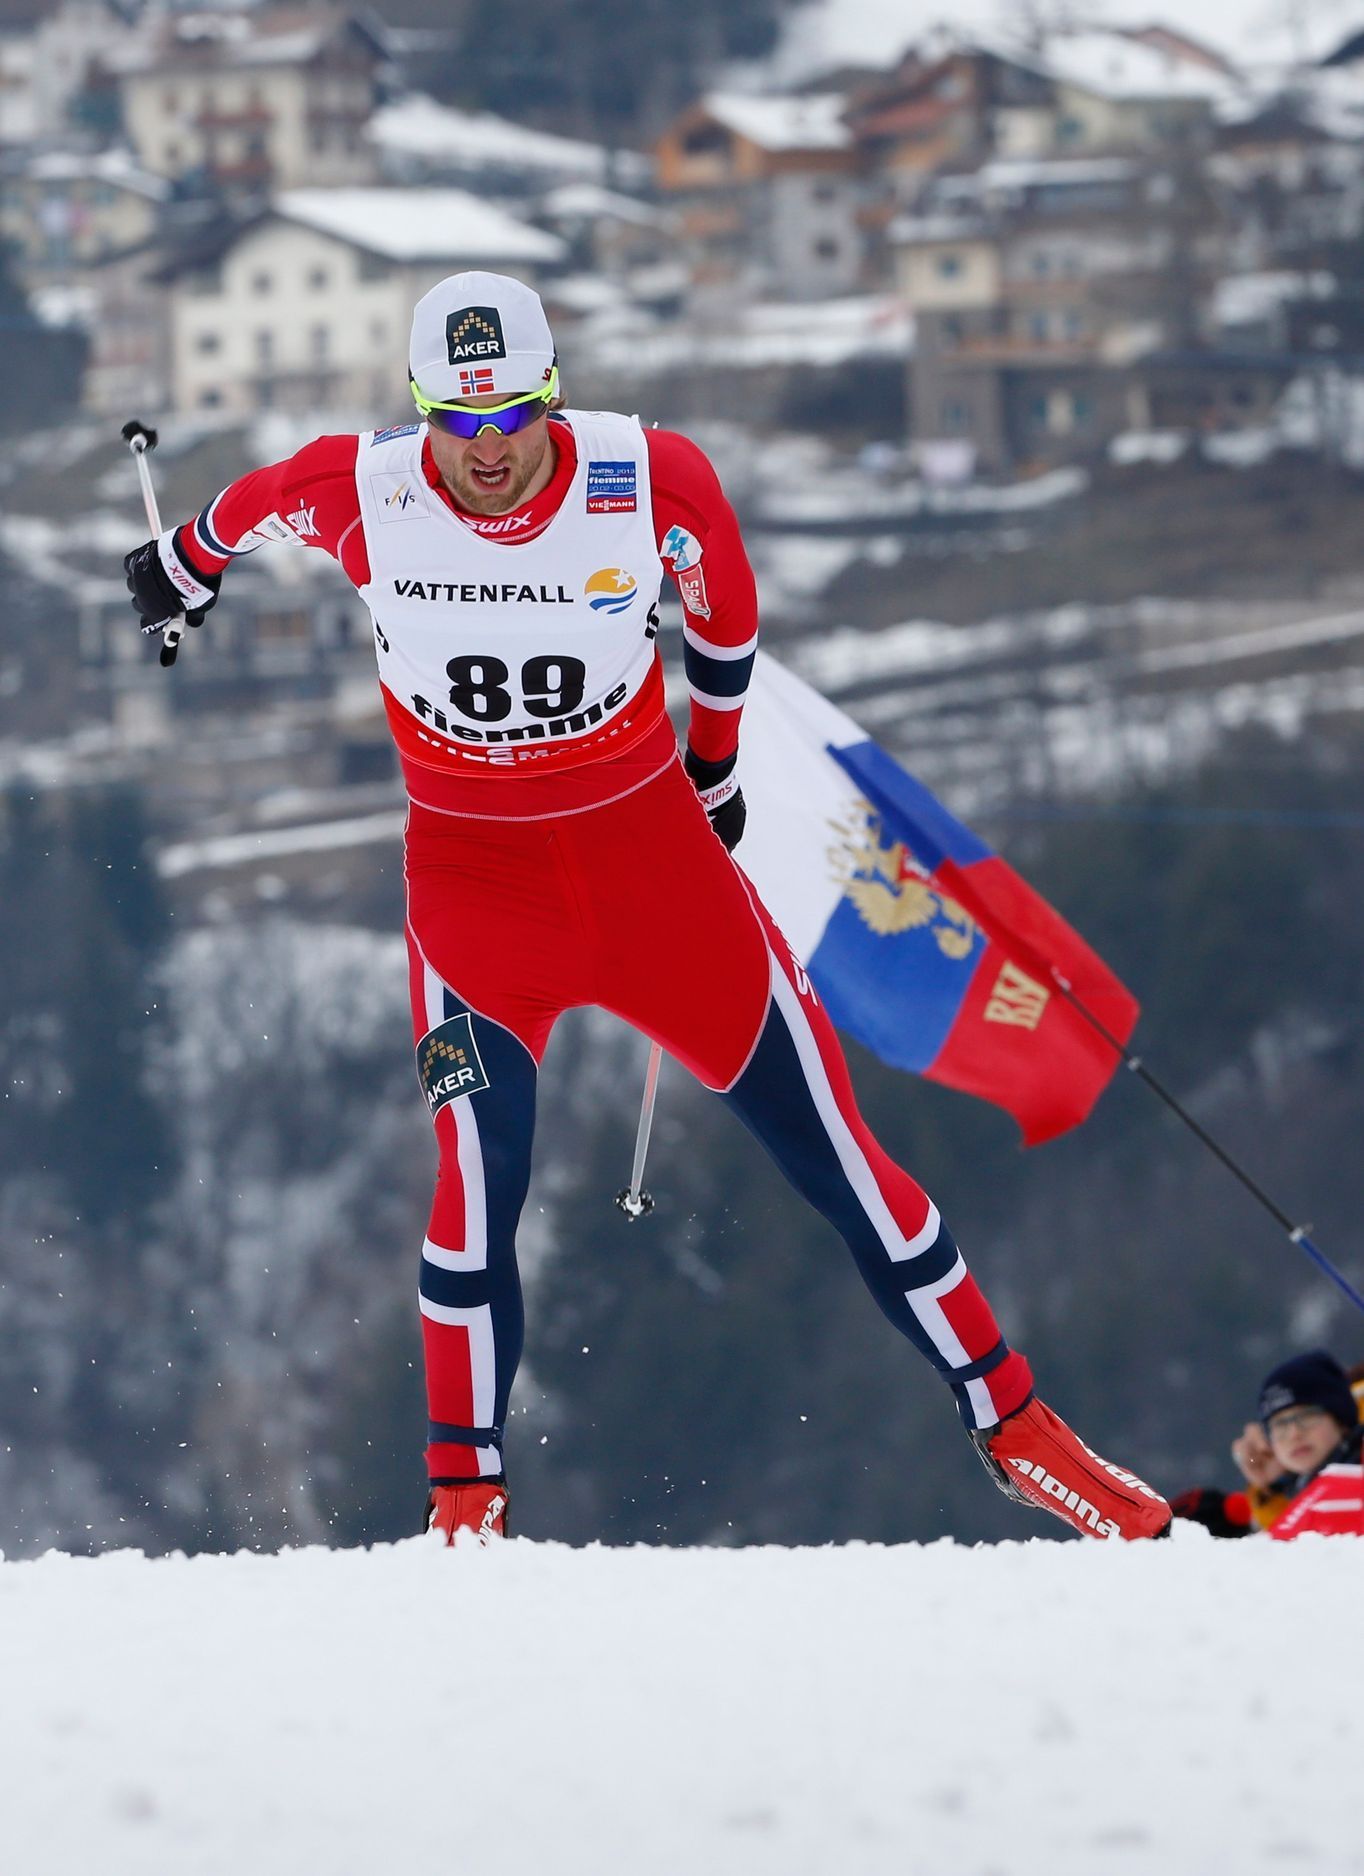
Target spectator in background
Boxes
[1232,1349,1363,1540]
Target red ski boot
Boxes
[425,1482,510,1546]
[971,1396,1171,1540]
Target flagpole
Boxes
[1048,968,1364,1318]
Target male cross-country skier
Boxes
[124,272,1171,1546]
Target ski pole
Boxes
[1050,967,1364,1319]
[615,1041,662,1220]
[121,418,186,670]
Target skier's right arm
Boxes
[124,434,368,633]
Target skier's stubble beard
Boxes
[427,416,557,516]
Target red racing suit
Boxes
[179,414,1033,1486]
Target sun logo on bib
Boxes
[584,567,637,614]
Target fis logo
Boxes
[370,473,427,520]
[416,1013,490,1115]
[584,567,637,614]
[371,423,420,445]
[458,366,496,396]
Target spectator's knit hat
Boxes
[1257,1348,1357,1431]
[409,272,556,404]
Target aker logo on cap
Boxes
[584,568,638,614]
[446,306,507,366]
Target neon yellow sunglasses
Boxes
[410,367,559,437]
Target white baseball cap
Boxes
[409,271,556,403]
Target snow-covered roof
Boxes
[24,147,170,200]
[274,189,565,265]
[969,156,1137,190]
[1213,270,1334,327]
[889,212,993,247]
[1297,65,1364,142]
[368,94,648,188]
[699,90,852,152]
[539,183,668,228]
[1032,30,1239,105]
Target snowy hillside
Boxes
[3,1530,1359,1875]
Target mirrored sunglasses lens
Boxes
[427,397,546,438]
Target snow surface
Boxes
[1,1530,1359,1874]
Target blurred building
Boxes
[108,5,387,195]
[655,90,864,301]
[893,154,1229,470]
[1,147,169,280]
[139,188,565,417]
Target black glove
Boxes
[685,747,746,853]
[124,526,221,636]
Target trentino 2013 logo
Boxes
[583,568,637,613]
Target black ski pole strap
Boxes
[428,1419,504,1448]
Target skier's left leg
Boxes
[579,760,1169,1538]
[578,761,1031,1431]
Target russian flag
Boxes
[738,653,1137,1146]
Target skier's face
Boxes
[425,393,557,514]
[1266,1405,1344,1475]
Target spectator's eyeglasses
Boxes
[1266,1406,1330,1438]
[410,369,558,438]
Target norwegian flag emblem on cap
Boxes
[458,366,496,397]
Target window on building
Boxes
[358,251,388,282]
[1029,312,1050,342]
[198,388,222,408]
[194,331,221,355]
[936,252,963,279]
[813,236,839,261]
[1064,310,1084,340]
[256,329,274,368]
[682,121,730,158]
[1072,391,1094,424]
[811,180,838,204]
[251,271,273,295]
[311,325,329,363]
[309,267,329,291]
[940,397,971,432]
[1027,394,1048,426]
[1031,250,1050,278]
[370,320,387,346]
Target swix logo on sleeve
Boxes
[446,307,506,365]
[417,1012,490,1113]
[286,504,319,540]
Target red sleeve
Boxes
[182,433,370,588]
[646,428,758,768]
